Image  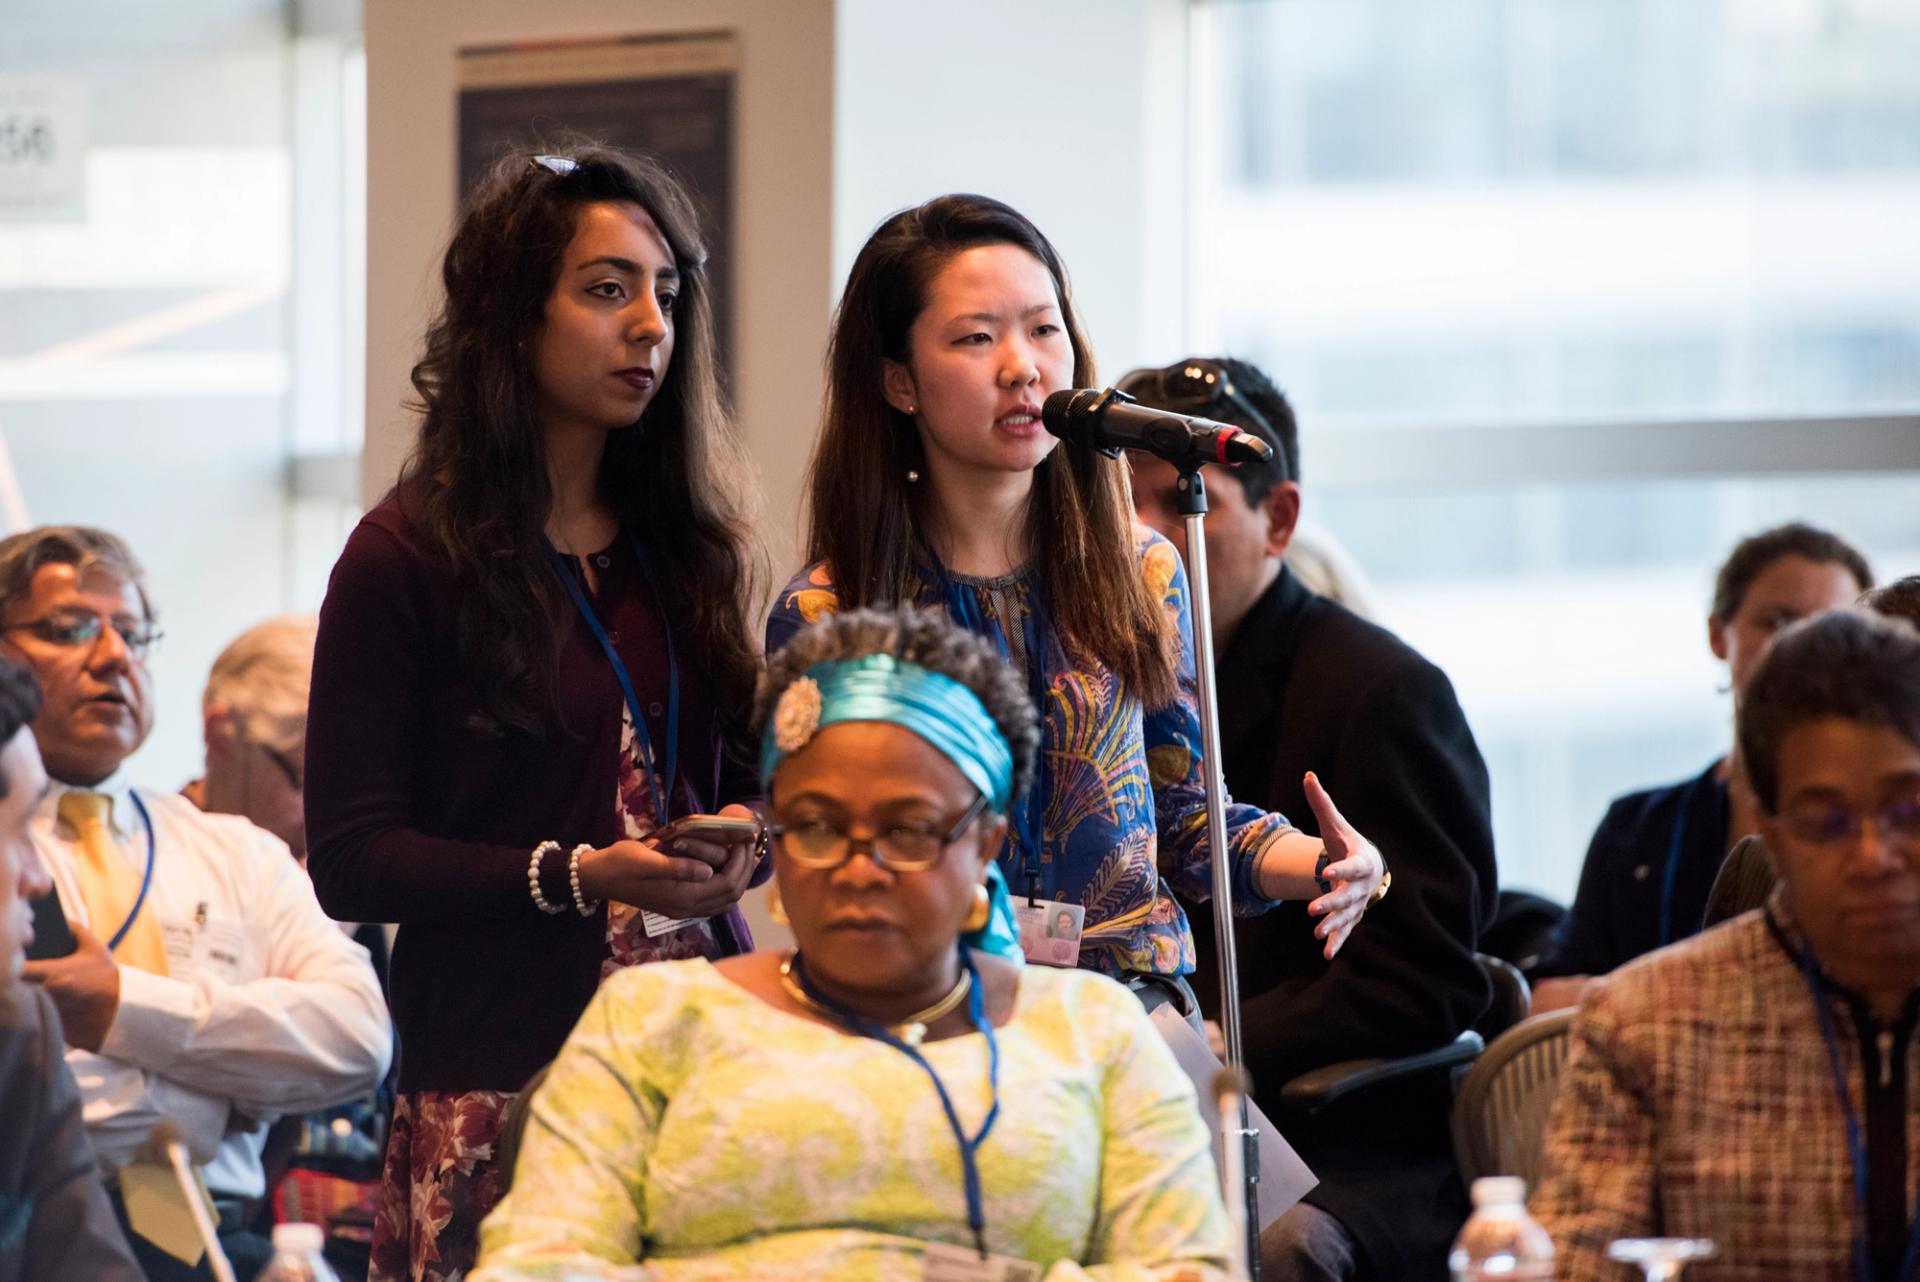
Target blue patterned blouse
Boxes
[765,528,1291,977]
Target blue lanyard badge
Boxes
[553,539,680,824]
[791,947,1001,1259]
[109,793,158,952]
[1798,944,1920,1282]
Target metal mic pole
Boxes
[1176,463,1260,1278]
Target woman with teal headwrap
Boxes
[472,608,1233,1281]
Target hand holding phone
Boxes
[651,813,759,867]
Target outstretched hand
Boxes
[1301,771,1385,960]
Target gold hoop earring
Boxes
[767,883,790,926]
[962,883,991,933]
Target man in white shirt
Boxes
[2,526,390,1279]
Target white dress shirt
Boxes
[31,779,392,1198]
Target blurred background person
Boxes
[475,607,1233,1281]
[1533,521,1872,1012]
[189,614,316,862]
[187,611,387,1280]
[1125,356,1496,1282]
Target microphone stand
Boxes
[1176,462,1261,1278]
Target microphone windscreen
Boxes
[1211,1064,1251,1101]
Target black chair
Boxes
[1276,953,1524,1118]
[495,1062,552,1192]
[1701,834,1775,930]
[1451,1009,1576,1188]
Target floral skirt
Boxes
[367,911,730,1281]
[368,1089,514,1282]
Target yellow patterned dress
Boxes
[471,960,1231,1281]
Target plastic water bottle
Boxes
[256,1222,342,1282]
[1450,1176,1555,1280]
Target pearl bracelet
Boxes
[528,841,565,914]
[570,843,601,916]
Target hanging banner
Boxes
[456,32,736,366]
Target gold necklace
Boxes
[779,952,973,1047]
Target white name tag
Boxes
[1014,898,1084,967]
[641,910,696,938]
[920,1241,1042,1282]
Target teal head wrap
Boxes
[760,652,1023,962]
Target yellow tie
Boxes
[58,790,169,975]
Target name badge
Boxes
[641,910,696,938]
[920,1241,1042,1282]
[1014,899,1084,968]
[161,909,250,981]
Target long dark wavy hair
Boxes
[399,142,760,737]
[804,194,1176,706]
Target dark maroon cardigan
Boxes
[305,491,758,1093]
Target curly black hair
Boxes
[758,606,1040,806]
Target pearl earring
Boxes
[906,468,921,483]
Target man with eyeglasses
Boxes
[1535,607,1920,1279]
[1123,358,1497,1281]
[0,526,389,1281]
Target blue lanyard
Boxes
[1656,780,1692,947]
[106,793,157,953]
[552,537,680,825]
[1797,941,1920,1282]
[791,946,1001,1259]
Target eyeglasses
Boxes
[1781,790,1920,852]
[1116,359,1290,481]
[529,154,578,176]
[253,741,303,791]
[769,792,992,872]
[3,609,162,658]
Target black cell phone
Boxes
[25,891,77,961]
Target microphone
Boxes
[1042,387,1274,468]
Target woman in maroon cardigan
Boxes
[305,145,765,1282]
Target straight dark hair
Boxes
[804,194,1175,706]
[400,141,760,736]
[1711,521,1872,623]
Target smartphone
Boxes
[25,891,78,961]
[654,814,760,845]
[653,814,760,866]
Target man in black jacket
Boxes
[1124,358,1498,1281]
[0,656,142,1282]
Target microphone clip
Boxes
[1076,386,1135,459]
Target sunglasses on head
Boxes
[1116,359,1289,481]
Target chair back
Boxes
[496,1061,552,1192]
[1702,834,1775,930]
[1474,951,1532,1042]
[1452,1008,1575,1189]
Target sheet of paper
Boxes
[1148,1002,1318,1227]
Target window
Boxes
[1191,0,1920,899]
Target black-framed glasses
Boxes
[1116,359,1290,481]
[2,609,163,658]
[253,741,304,791]
[769,792,991,872]
[529,154,578,176]
[1781,790,1920,852]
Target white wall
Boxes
[832,0,1192,380]
[361,0,838,573]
